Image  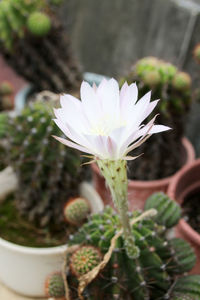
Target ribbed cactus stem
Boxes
[97,159,139,259]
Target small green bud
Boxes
[27,12,51,37]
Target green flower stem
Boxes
[97,159,139,259]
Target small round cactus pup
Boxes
[172,72,191,91]
[142,69,161,86]
[27,12,51,37]
[70,245,102,277]
[63,197,91,225]
[193,43,200,64]
[45,272,65,299]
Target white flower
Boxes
[53,78,170,160]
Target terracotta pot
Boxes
[167,159,200,274]
[92,137,195,210]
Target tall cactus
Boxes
[120,57,192,180]
[62,193,200,300]
[5,100,88,227]
[0,0,82,93]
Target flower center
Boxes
[90,114,126,136]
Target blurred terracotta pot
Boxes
[92,137,195,210]
[167,159,200,274]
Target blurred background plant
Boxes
[120,57,192,180]
[186,43,200,157]
[0,96,91,247]
[0,0,82,93]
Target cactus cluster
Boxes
[0,81,14,111]
[120,57,192,180]
[0,0,82,93]
[64,197,91,226]
[61,192,200,300]
[5,100,88,227]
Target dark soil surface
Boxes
[0,195,77,247]
[182,189,200,233]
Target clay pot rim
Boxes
[92,137,195,189]
[168,158,200,246]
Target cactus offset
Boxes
[45,272,65,299]
[5,100,86,227]
[27,12,51,37]
[0,0,82,92]
[65,193,198,300]
[64,197,91,225]
[70,246,102,277]
[120,57,192,180]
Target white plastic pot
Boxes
[0,174,103,297]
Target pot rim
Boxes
[92,137,195,188]
[168,158,200,245]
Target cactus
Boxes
[0,0,82,93]
[64,193,199,300]
[0,81,14,111]
[64,197,91,226]
[120,57,192,180]
[5,100,88,227]
[171,275,200,300]
[27,12,51,37]
[144,192,181,228]
[45,272,65,299]
[70,246,102,277]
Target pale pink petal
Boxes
[149,125,171,134]
[97,78,120,117]
[60,94,81,110]
[52,136,95,155]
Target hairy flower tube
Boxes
[53,78,170,258]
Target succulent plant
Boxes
[63,193,200,300]
[0,81,14,111]
[120,57,192,180]
[64,197,91,226]
[0,0,82,93]
[45,272,65,299]
[5,100,87,227]
[70,245,102,277]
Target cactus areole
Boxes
[53,78,170,258]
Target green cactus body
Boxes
[171,275,200,300]
[144,192,181,228]
[70,246,102,277]
[45,272,65,298]
[66,194,198,300]
[27,12,51,36]
[6,101,85,227]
